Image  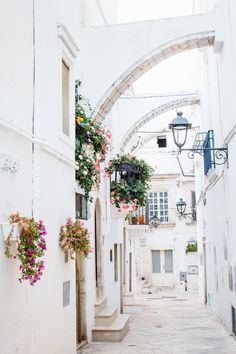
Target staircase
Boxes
[123,293,143,314]
[92,297,129,342]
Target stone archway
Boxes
[93,32,214,122]
[120,95,200,152]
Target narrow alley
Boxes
[80,289,236,354]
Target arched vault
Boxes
[120,94,200,152]
[79,11,219,122]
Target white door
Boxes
[151,250,174,287]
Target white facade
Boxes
[194,0,236,334]
[1,0,236,352]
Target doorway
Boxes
[95,199,103,298]
[76,252,87,347]
[151,249,174,287]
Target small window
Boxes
[75,193,88,220]
[62,60,70,136]
[114,244,118,282]
[157,137,167,148]
[232,306,236,337]
[164,250,173,273]
[191,191,197,221]
[152,250,161,273]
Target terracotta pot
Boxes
[139,214,145,225]
[131,216,139,225]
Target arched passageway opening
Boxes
[120,95,200,152]
[94,32,214,122]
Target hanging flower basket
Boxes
[4,213,47,285]
[59,218,92,260]
[105,154,153,210]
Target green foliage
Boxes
[186,242,198,254]
[5,213,47,286]
[59,218,91,259]
[75,80,111,201]
[105,154,153,209]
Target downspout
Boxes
[32,0,36,218]
[96,0,108,25]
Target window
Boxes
[164,250,173,273]
[152,250,161,273]
[114,244,118,282]
[232,306,236,337]
[157,136,167,148]
[62,60,70,136]
[75,193,88,220]
[191,191,197,221]
[148,192,168,223]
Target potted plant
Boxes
[105,154,153,211]
[186,242,198,254]
[4,213,47,285]
[59,218,91,260]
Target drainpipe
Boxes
[31,0,40,219]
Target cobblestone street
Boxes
[80,290,236,354]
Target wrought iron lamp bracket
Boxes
[180,146,228,166]
[180,212,195,221]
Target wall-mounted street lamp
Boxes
[176,198,196,221]
[148,214,162,231]
[169,112,228,175]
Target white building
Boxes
[1,0,236,353]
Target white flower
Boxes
[79,155,83,160]
[83,171,88,175]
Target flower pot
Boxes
[131,216,139,225]
[139,214,145,225]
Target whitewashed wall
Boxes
[0,1,80,354]
[197,0,236,334]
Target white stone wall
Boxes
[0,1,81,353]
[197,0,236,334]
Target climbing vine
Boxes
[75,80,111,201]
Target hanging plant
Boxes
[105,154,153,210]
[186,242,198,254]
[59,218,91,259]
[4,213,47,286]
[75,80,111,200]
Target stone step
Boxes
[92,314,129,342]
[95,305,118,326]
[123,303,142,314]
[123,292,134,305]
[95,296,107,315]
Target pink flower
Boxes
[94,163,101,172]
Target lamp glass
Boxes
[169,112,192,148]
[176,198,187,215]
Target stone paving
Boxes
[79,289,236,354]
